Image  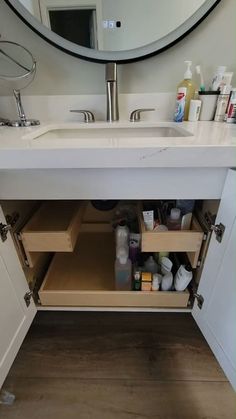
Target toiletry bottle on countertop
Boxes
[226,99,236,123]
[214,85,231,122]
[211,66,226,91]
[188,99,201,122]
[175,61,197,121]
[225,88,236,123]
[174,87,187,122]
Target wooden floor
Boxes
[1,312,235,418]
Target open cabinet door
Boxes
[0,207,36,389]
[192,169,236,390]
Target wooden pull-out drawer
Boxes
[39,233,190,308]
[21,201,84,252]
[138,208,204,269]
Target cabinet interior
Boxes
[1,199,220,311]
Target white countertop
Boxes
[0,120,235,169]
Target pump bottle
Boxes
[177,61,197,120]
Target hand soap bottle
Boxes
[177,61,196,120]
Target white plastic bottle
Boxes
[152,273,162,291]
[174,265,193,291]
[161,272,173,291]
[188,99,202,121]
[115,247,132,291]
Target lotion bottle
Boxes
[176,61,197,121]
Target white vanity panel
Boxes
[0,168,228,200]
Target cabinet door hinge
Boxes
[0,223,12,242]
[194,293,204,309]
[0,212,19,242]
[211,223,225,243]
[24,291,33,308]
[197,258,202,268]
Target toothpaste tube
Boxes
[142,210,154,231]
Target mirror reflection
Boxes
[19,0,206,51]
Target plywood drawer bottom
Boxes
[39,232,190,308]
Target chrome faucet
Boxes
[106,62,119,122]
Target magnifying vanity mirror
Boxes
[0,41,40,126]
[5,0,221,63]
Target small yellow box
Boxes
[141,272,152,291]
[141,282,152,291]
[141,272,152,282]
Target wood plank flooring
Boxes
[1,312,235,418]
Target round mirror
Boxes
[5,0,221,63]
[0,40,40,126]
[0,40,35,81]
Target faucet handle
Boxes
[130,108,155,122]
[70,110,95,123]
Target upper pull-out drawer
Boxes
[20,201,84,252]
[138,208,204,268]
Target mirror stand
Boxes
[0,40,40,127]
[7,89,40,127]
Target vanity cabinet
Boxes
[0,169,235,391]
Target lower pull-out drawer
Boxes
[38,233,190,308]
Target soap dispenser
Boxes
[177,61,197,121]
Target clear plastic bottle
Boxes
[115,222,129,250]
[144,256,158,274]
[115,248,132,291]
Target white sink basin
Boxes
[28,123,193,142]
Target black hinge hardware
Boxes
[197,258,202,268]
[0,212,19,242]
[211,223,225,243]
[24,291,33,308]
[194,293,204,309]
[0,223,12,242]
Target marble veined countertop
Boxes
[0,120,235,169]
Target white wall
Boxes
[18,0,41,19]
[0,0,235,95]
[102,0,205,51]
